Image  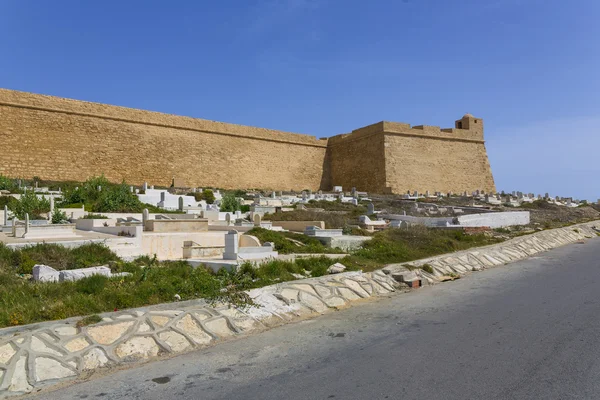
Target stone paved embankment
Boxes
[0,221,598,398]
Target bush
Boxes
[246,227,343,254]
[220,193,241,212]
[51,210,69,224]
[58,176,148,213]
[0,175,16,192]
[11,190,50,219]
[80,213,109,219]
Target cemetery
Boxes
[0,174,598,330]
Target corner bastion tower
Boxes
[0,89,495,194]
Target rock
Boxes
[64,337,90,352]
[82,348,109,370]
[34,357,76,381]
[174,294,181,301]
[59,266,111,282]
[115,337,160,360]
[158,330,191,352]
[0,343,16,364]
[327,263,347,274]
[291,273,305,279]
[111,272,132,278]
[32,264,60,283]
[390,268,418,283]
[8,355,32,392]
[175,314,212,345]
[87,321,134,345]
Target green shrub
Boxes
[51,210,69,224]
[220,193,241,212]
[76,314,103,328]
[421,264,434,274]
[246,227,342,254]
[11,190,50,219]
[0,175,16,192]
[80,213,109,219]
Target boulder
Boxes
[327,263,347,274]
[59,266,111,282]
[32,265,60,283]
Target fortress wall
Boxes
[0,89,497,194]
[0,90,327,190]
[383,133,496,194]
[326,130,388,193]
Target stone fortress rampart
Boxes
[0,89,495,194]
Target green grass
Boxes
[246,227,345,254]
[0,242,120,275]
[339,226,503,272]
[0,225,505,328]
[0,241,343,328]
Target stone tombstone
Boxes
[150,185,154,190]
[302,191,307,201]
[425,190,430,197]
[35,181,38,189]
[225,213,231,226]
[192,187,197,193]
[25,213,29,235]
[3,205,7,226]
[17,179,22,188]
[338,192,344,201]
[278,191,283,197]
[130,186,134,193]
[142,208,149,230]
[353,191,358,199]
[50,196,55,213]
[160,191,166,202]
[143,182,148,191]
[400,221,409,229]
[178,196,184,212]
[367,203,375,215]
[413,191,419,197]
[485,194,490,203]
[351,198,358,206]
[253,214,261,227]
[97,185,101,192]
[224,230,240,259]
[463,191,468,197]
[271,191,276,199]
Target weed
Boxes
[421,264,434,274]
[76,314,103,328]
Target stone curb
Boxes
[0,220,598,398]
[0,270,398,398]
[382,221,600,284]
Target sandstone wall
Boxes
[0,89,496,194]
[327,119,496,194]
[384,134,496,194]
[326,122,388,193]
[0,89,327,190]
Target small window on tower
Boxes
[474,119,478,123]
[457,122,463,129]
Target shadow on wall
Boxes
[319,145,333,191]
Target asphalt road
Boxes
[29,238,600,400]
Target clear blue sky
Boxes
[1,0,599,200]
